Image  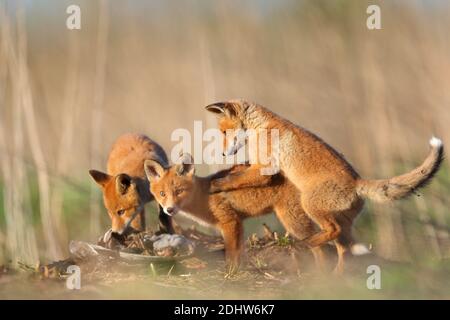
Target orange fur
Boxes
[89,133,174,235]
[205,99,444,273]
[145,156,326,271]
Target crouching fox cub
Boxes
[144,154,326,271]
[89,133,175,238]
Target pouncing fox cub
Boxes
[89,133,174,238]
[205,99,444,273]
[144,153,327,271]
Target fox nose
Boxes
[166,207,174,214]
[110,231,126,242]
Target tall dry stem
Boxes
[0,4,39,264]
[89,0,109,238]
[15,5,62,260]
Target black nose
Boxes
[111,231,126,243]
[166,207,174,214]
[222,152,226,157]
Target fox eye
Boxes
[160,191,166,197]
[117,209,125,216]
[175,189,184,196]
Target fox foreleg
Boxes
[210,166,274,193]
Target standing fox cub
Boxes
[89,133,174,238]
[144,154,326,271]
[205,99,444,273]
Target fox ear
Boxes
[116,174,132,195]
[205,101,238,118]
[176,153,195,176]
[89,170,112,188]
[144,159,166,182]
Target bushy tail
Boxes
[356,137,444,203]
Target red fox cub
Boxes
[144,154,327,271]
[205,99,444,273]
[89,133,174,238]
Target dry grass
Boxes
[0,0,449,298]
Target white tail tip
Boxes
[429,136,443,148]
[351,243,372,256]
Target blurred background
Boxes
[0,0,449,271]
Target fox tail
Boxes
[356,137,444,203]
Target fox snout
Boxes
[223,130,247,156]
[225,139,244,156]
[111,210,143,236]
[111,223,139,236]
[163,206,179,216]
[111,219,128,235]
[111,221,129,235]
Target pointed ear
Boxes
[176,153,195,176]
[144,159,167,182]
[89,170,112,188]
[116,174,133,195]
[205,101,238,118]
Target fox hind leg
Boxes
[302,208,360,274]
[333,212,358,275]
[302,215,342,247]
[333,238,350,275]
[274,205,327,271]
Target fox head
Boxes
[205,100,248,156]
[89,170,145,235]
[144,154,195,217]
[206,100,277,168]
